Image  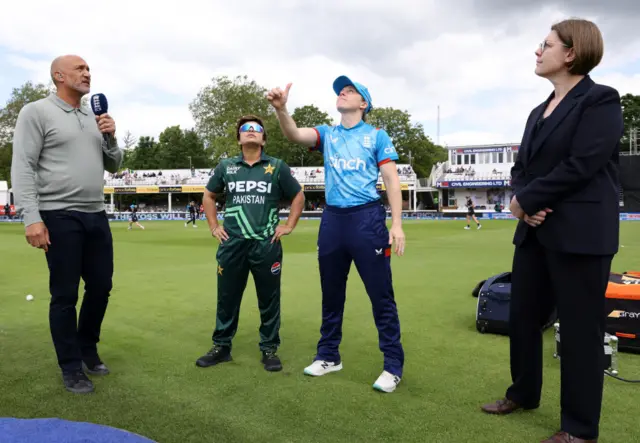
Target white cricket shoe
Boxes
[372,370,401,393]
[303,360,343,376]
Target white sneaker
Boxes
[373,370,401,393]
[477,224,482,229]
[303,360,343,376]
[464,226,470,230]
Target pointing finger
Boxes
[285,83,292,94]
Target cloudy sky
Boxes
[0,0,638,148]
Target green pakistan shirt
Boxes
[206,152,302,240]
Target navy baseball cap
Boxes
[333,75,373,114]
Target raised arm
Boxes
[95,113,123,173]
[267,83,319,147]
[102,134,124,173]
[102,137,124,174]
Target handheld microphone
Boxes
[90,93,110,143]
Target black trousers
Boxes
[40,210,114,373]
[505,230,612,440]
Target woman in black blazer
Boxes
[480,19,623,443]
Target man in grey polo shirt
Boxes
[11,54,123,394]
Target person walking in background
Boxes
[185,201,198,228]
[128,203,145,230]
[465,196,481,230]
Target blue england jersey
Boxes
[312,121,399,208]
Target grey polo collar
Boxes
[48,93,89,115]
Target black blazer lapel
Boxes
[521,103,546,165]
[527,76,594,161]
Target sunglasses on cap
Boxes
[239,122,264,133]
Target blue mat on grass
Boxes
[0,418,157,443]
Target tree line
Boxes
[1,76,639,187]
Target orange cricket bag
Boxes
[605,272,640,353]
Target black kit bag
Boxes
[473,272,557,335]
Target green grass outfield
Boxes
[1,219,639,443]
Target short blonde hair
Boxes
[551,18,604,75]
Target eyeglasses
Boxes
[539,40,572,52]
[239,122,264,133]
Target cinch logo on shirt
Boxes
[329,156,366,171]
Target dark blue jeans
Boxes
[40,210,114,373]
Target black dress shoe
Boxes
[62,371,94,394]
[261,350,283,372]
[480,397,538,415]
